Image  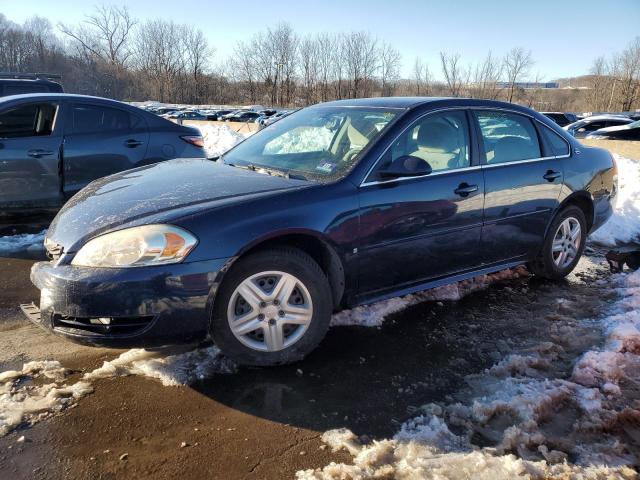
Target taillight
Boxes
[181,135,204,148]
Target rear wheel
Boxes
[210,247,332,366]
[527,205,587,279]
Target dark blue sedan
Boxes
[22,97,617,365]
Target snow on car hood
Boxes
[46,158,309,253]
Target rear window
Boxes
[541,126,570,156]
[476,111,541,164]
[0,103,57,138]
[71,104,142,134]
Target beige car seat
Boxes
[409,121,460,171]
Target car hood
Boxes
[47,158,310,253]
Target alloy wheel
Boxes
[552,217,581,269]
[227,271,313,352]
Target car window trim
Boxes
[360,106,571,187]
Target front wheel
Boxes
[210,247,332,366]
[527,205,587,279]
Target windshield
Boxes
[222,106,399,182]
[628,120,640,128]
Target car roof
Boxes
[0,92,130,105]
[315,97,544,114]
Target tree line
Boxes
[1,5,639,112]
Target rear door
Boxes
[62,102,149,196]
[0,101,63,210]
[474,110,565,264]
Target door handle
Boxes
[124,139,143,148]
[454,183,479,197]
[543,170,562,182]
[27,149,54,158]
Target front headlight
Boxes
[71,225,197,268]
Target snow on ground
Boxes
[590,155,640,246]
[84,345,235,387]
[0,345,235,437]
[0,230,45,254]
[296,270,640,479]
[0,361,92,436]
[197,123,253,158]
[331,267,529,327]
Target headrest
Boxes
[417,121,458,152]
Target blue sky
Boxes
[2,0,639,79]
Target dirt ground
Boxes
[0,242,632,479]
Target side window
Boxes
[0,103,57,139]
[542,126,570,156]
[371,110,470,178]
[71,104,137,134]
[476,111,541,164]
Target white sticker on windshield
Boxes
[316,162,336,173]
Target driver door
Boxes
[356,110,485,299]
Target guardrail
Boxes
[580,139,640,161]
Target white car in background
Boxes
[564,115,633,138]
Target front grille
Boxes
[53,315,154,336]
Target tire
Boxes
[527,205,587,280]
[210,247,332,366]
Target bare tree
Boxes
[440,51,465,97]
[299,35,319,105]
[472,51,502,100]
[614,37,640,111]
[343,32,378,98]
[413,57,431,95]
[134,19,186,102]
[183,26,213,103]
[379,41,401,96]
[59,5,136,68]
[503,47,533,103]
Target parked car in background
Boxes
[0,93,205,214]
[0,73,63,97]
[260,109,297,127]
[23,97,616,366]
[586,120,640,141]
[563,115,633,138]
[540,112,577,127]
[223,111,262,122]
[207,109,235,120]
[167,110,208,121]
[154,107,181,116]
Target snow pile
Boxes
[331,267,529,327]
[0,230,45,254]
[298,270,640,479]
[590,155,640,246]
[0,345,234,437]
[197,124,253,158]
[84,345,235,387]
[0,360,93,436]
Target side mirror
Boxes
[379,155,432,179]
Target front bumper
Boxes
[23,258,231,348]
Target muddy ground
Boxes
[0,236,629,479]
